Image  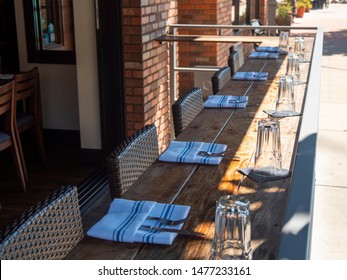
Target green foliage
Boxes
[276,1,293,19]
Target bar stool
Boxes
[211,67,231,94]
[228,42,245,75]
[106,124,159,198]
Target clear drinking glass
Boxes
[254,119,282,177]
[278,31,289,54]
[211,195,252,260]
[294,36,308,63]
[286,52,304,85]
[275,75,295,116]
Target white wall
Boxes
[14,0,101,149]
[73,0,101,150]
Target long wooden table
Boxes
[66,37,313,260]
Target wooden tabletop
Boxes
[66,37,313,260]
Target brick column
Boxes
[177,0,233,94]
[122,0,177,151]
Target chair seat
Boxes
[16,111,35,129]
[0,132,10,144]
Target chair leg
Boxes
[11,136,27,192]
[14,127,28,182]
[34,124,47,166]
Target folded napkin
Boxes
[204,95,248,108]
[233,72,268,81]
[249,51,279,60]
[256,46,280,53]
[256,46,288,55]
[87,198,191,245]
[159,141,227,165]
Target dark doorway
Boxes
[0,0,20,74]
[95,0,125,156]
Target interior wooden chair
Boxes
[14,67,47,173]
[0,185,83,260]
[0,80,27,191]
[211,67,232,94]
[106,124,159,198]
[250,19,264,36]
[172,87,204,137]
[228,42,245,75]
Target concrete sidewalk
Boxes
[292,4,347,259]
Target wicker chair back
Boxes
[0,185,83,260]
[172,87,204,137]
[106,124,159,198]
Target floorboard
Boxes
[0,130,98,231]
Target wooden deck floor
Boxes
[0,130,97,230]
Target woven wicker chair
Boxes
[172,87,204,137]
[106,124,159,198]
[228,42,245,75]
[0,185,83,260]
[211,67,231,94]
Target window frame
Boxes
[23,0,76,64]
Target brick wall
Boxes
[122,0,176,151]
[177,0,234,95]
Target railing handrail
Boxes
[167,23,319,32]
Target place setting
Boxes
[248,30,290,60]
[232,71,268,81]
[204,95,249,109]
[158,140,228,165]
[87,198,204,246]
[237,118,291,183]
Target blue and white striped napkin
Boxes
[159,141,227,165]
[256,46,280,53]
[204,95,248,108]
[87,198,191,245]
[233,71,268,81]
[256,46,288,55]
[249,51,279,59]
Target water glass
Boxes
[276,75,295,115]
[294,36,308,63]
[254,119,282,177]
[278,31,289,53]
[211,195,252,260]
[286,53,304,85]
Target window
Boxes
[23,0,76,64]
[232,0,251,25]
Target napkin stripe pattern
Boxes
[249,51,279,59]
[112,200,146,241]
[217,95,228,108]
[204,95,248,109]
[233,72,268,81]
[177,141,194,163]
[141,204,177,243]
[200,143,218,164]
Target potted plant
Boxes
[296,1,306,18]
[276,1,293,26]
[305,0,312,12]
